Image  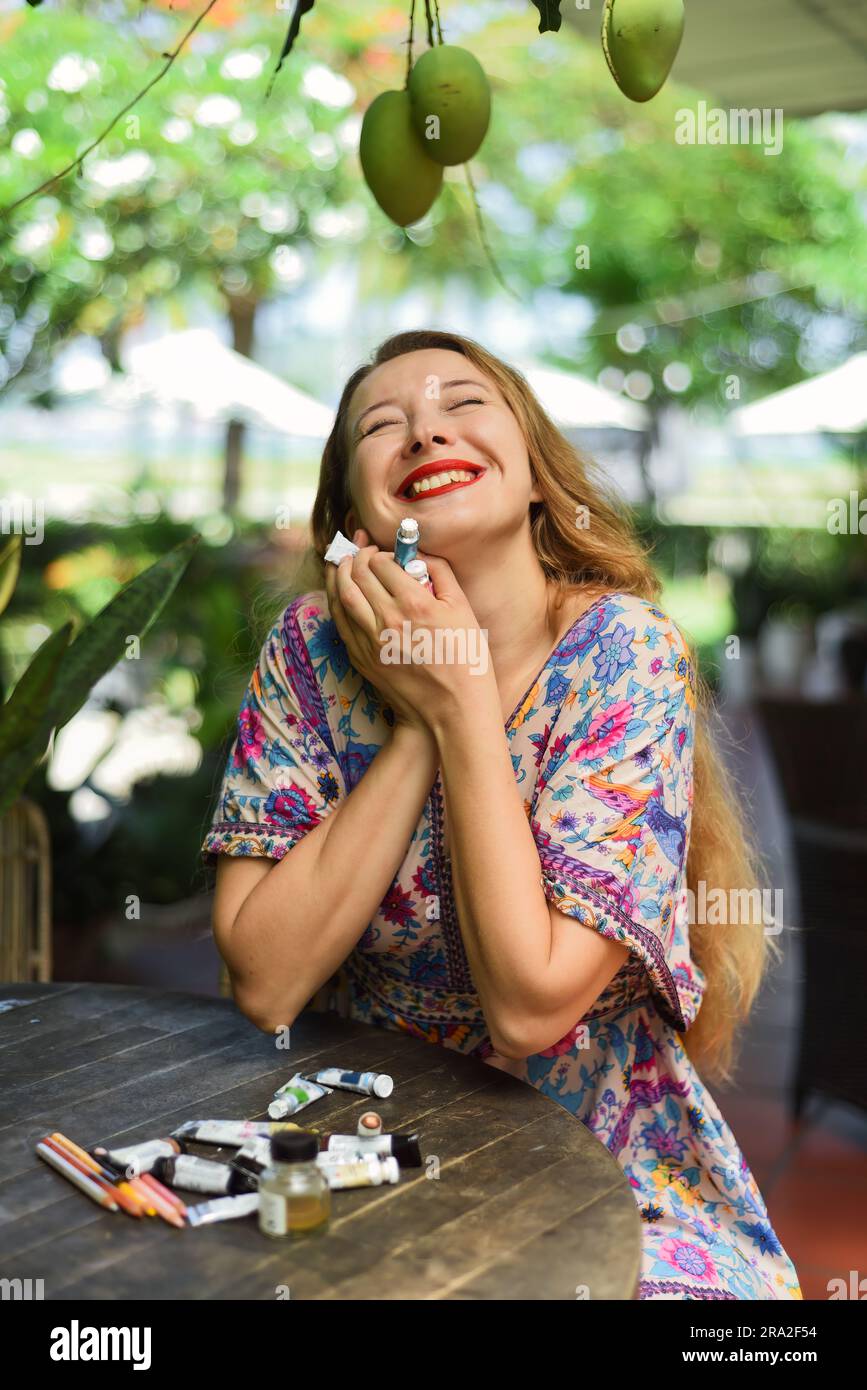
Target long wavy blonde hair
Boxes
[284,328,780,1085]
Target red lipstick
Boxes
[396,459,485,500]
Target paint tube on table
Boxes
[229,1135,274,1185]
[268,1073,333,1119]
[94,1137,184,1176]
[394,517,420,569]
[321,1131,422,1168]
[302,1069,393,1099]
[357,1111,383,1137]
[185,1192,260,1227]
[404,558,435,595]
[315,1153,400,1190]
[324,531,360,565]
[170,1120,302,1146]
[152,1153,257,1196]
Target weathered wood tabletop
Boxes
[0,982,641,1300]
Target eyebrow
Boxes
[352,379,491,434]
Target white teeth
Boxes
[408,469,477,497]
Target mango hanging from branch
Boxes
[408,44,491,166]
[601,0,685,103]
[359,89,444,227]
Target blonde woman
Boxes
[202,329,802,1301]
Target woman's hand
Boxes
[324,527,495,736]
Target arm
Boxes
[213,720,439,1033]
[429,686,629,1060]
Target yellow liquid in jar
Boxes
[259,1170,331,1238]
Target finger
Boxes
[325,565,348,635]
[336,552,379,631]
[362,549,431,603]
[418,552,458,599]
[345,544,402,624]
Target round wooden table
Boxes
[0,983,642,1300]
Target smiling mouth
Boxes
[398,466,485,501]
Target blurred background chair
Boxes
[755,695,867,1121]
[0,797,53,982]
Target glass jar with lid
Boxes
[258,1131,331,1239]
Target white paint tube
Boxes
[185,1192,260,1226]
[268,1073,333,1119]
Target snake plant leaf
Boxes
[602,0,685,103]
[530,0,563,33]
[0,622,72,764]
[0,534,198,818]
[0,535,23,619]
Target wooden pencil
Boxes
[141,1171,188,1218]
[45,1134,145,1218]
[36,1141,120,1211]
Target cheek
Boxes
[348,455,392,511]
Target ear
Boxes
[343,506,359,536]
[529,475,543,505]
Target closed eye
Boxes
[361,397,489,433]
[361,420,394,437]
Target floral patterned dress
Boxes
[201,588,802,1301]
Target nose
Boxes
[409,432,447,454]
[402,408,452,457]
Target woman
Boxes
[202,328,802,1301]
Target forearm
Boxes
[228,722,439,1028]
[431,693,554,1053]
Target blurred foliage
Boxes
[0,0,865,408]
[0,506,301,923]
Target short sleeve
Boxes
[200,597,345,864]
[529,597,705,1031]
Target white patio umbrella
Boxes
[513,359,649,432]
[111,328,335,437]
[730,353,867,437]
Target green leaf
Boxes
[530,0,563,32]
[0,622,72,763]
[0,535,23,619]
[0,535,199,818]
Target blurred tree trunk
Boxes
[223,295,258,516]
[637,405,659,508]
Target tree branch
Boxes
[0,0,220,221]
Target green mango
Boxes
[408,44,491,166]
[359,89,444,227]
[602,0,685,102]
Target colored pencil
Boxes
[49,1133,147,1217]
[89,1149,160,1218]
[131,1176,184,1228]
[128,1177,159,1216]
[119,1172,183,1227]
[36,1141,120,1211]
[141,1171,188,1218]
[41,1136,144,1218]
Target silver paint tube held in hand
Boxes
[394,517,420,569]
[404,558,435,594]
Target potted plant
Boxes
[0,532,199,982]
